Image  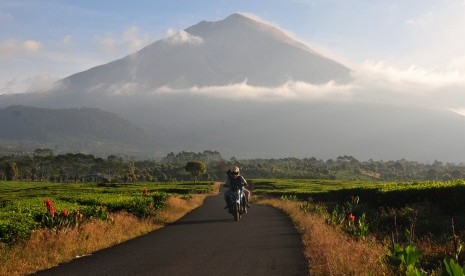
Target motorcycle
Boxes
[230,187,247,221]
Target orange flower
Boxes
[142,188,149,196]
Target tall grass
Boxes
[259,198,391,275]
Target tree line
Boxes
[1,149,465,182]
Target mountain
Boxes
[54,13,352,95]
[0,105,153,157]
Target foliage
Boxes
[5,150,465,184]
[184,161,207,183]
[0,212,37,244]
[323,195,369,240]
[391,243,425,276]
[5,161,18,181]
[442,218,465,276]
[443,258,465,276]
[81,205,108,220]
[280,195,298,201]
[163,150,223,163]
[259,178,465,273]
[298,199,327,216]
[0,150,221,183]
[252,178,465,216]
[0,180,212,245]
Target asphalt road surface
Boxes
[36,189,309,276]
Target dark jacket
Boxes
[226,170,247,190]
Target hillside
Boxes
[0,105,153,157]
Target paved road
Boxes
[36,189,309,276]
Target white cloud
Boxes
[451,109,465,117]
[164,29,204,45]
[155,80,352,102]
[24,74,58,92]
[123,26,150,52]
[1,74,58,94]
[356,61,465,90]
[402,1,465,68]
[0,47,107,94]
[0,39,43,60]
[95,26,152,56]
[23,40,42,52]
[449,56,465,71]
[150,60,465,114]
[350,62,465,111]
[108,82,139,95]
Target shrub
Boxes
[0,212,37,244]
[81,205,108,220]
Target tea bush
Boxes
[0,212,37,244]
[0,181,212,245]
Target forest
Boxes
[1,149,464,182]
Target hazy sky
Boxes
[1,0,465,98]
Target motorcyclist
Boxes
[224,166,250,212]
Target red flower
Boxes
[44,199,55,216]
[44,199,53,208]
[61,209,69,217]
[348,213,355,223]
[142,188,149,196]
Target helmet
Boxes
[231,166,240,174]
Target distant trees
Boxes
[163,150,222,164]
[6,162,18,181]
[184,161,207,184]
[2,149,465,183]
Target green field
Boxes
[251,178,465,238]
[0,181,213,244]
[250,178,465,209]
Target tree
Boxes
[123,160,137,183]
[184,161,207,184]
[33,148,54,180]
[6,162,18,181]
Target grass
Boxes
[0,182,219,276]
[258,197,390,275]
